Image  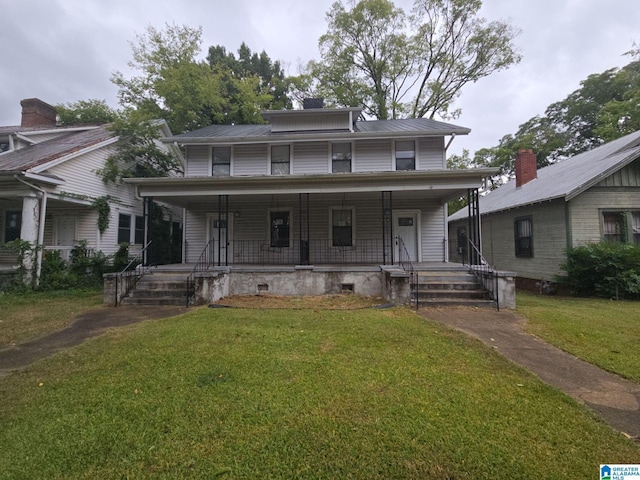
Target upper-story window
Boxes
[332,142,352,173]
[271,145,290,175]
[212,147,231,176]
[395,140,416,171]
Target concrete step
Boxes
[134,281,188,290]
[416,281,481,291]
[127,289,186,299]
[121,296,186,306]
[414,289,490,300]
[419,298,496,308]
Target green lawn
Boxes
[0,303,636,479]
[0,289,103,348]
[518,292,640,382]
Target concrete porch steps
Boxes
[412,270,495,308]
[120,271,188,306]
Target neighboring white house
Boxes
[448,132,640,289]
[124,101,498,302]
[0,98,183,281]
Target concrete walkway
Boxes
[422,307,640,440]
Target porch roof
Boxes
[125,168,498,207]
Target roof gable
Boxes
[449,130,640,221]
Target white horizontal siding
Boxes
[354,140,392,172]
[234,144,268,176]
[293,142,329,174]
[185,146,209,176]
[417,137,445,170]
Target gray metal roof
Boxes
[449,130,640,221]
[167,116,469,143]
[0,125,114,172]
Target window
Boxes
[603,211,625,243]
[212,147,231,176]
[514,216,533,257]
[395,140,415,171]
[117,214,131,244]
[4,211,21,243]
[633,212,640,245]
[331,208,354,247]
[270,211,290,248]
[135,215,145,245]
[0,141,9,153]
[271,145,290,175]
[332,142,352,173]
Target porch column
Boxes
[20,195,40,281]
[466,188,481,265]
[299,193,310,265]
[381,191,393,265]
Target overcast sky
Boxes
[1,0,638,156]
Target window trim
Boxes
[118,213,145,245]
[329,206,356,247]
[514,216,533,258]
[269,144,291,176]
[330,141,353,173]
[394,139,417,171]
[4,210,21,243]
[211,146,232,176]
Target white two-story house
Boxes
[125,101,498,304]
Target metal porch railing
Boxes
[114,241,152,306]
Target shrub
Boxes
[560,242,640,299]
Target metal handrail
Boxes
[397,237,419,310]
[466,240,500,310]
[114,241,152,306]
[185,238,215,307]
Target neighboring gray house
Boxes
[123,101,501,305]
[0,98,182,283]
[448,131,640,289]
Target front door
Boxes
[208,214,233,265]
[394,211,419,262]
[54,216,77,247]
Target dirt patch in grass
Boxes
[213,294,386,310]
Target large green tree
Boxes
[56,99,118,126]
[299,0,521,120]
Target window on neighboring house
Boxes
[332,142,352,173]
[271,145,290,175]
[270,210,290,247]
[395,140,415,171]
[118,214,132,244]
[331,208,354,247]
[514,216,533,257]
[4,211,21,243]
[135,215,145,245]
[212,147,231,176]
[633,212,640,245]
[603,211,625,243]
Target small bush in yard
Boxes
[560,242,640,299]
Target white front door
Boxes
[54,216,77,247]
[394,211,419,262]
[208,214,233,265]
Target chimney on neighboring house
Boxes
[303,98,324,109]
[515,149,537,187]
[20,98,57,128]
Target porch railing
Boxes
[465,240,500,311]
[397,237,418,310]
[114,241,152,306]
[185,238,215,307]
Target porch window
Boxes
[332,142,352,173]
[331,208,354,247]
[4,211,21,243]
[212,147,231,176]
[270,210,290,248]
[118,214,131,244]
[602,212,625,243]
[395,140,415,171]
[271,145,290,176]
[514,216,533,257]
[633,212,640,245]
[134,215,145,245]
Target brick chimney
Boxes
[20,98,57,128]
[515,149,537,187]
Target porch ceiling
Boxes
[125,169,498,208]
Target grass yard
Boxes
[0,289,103,348]
[518,292,640,382]
[0,301,637,479]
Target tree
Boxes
[301,0,521,120]
[56,99,118,126]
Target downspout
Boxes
[14,174,48,284]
